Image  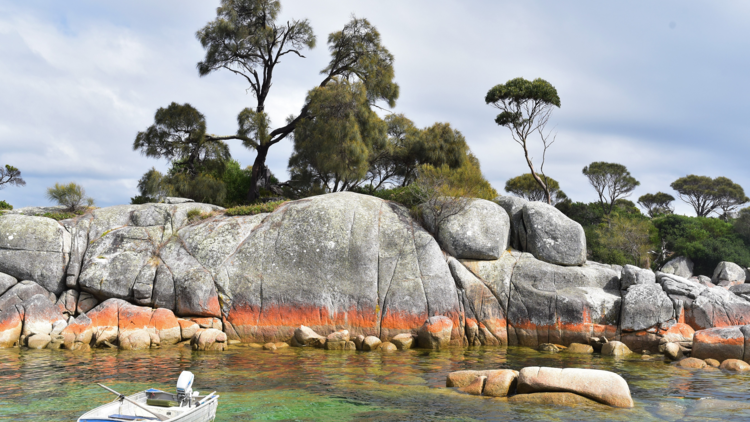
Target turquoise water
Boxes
[2,345,750,421]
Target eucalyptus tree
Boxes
[637,192,675,217]
[582,162,640,216]
[485,78,560,204]
[196,0,399,201]
[671,175,748,218]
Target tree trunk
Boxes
[246,144,270,203]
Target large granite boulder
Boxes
[658,273,750,330]
[661,256,693,279]
[422,198,510,260]
[417,315,453,349]
[217,192,463,344]
[20,294,66,347]
[494,196,528,251]
[692,326,750,362]
[729,284,750,302]
[0,280,55,311]
[505,254,621,347]
[620,265,656,290]
[522,202,586,266]
[620,283,673,331]
[448,257,506,345]
[517,367,634,408]
[712,261,746,286]
[0,214,71,295]
[0,272,17,297]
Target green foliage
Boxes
[485,78,561,126]
[130,195,156,205]
[582,162,640,215]
[638,192,675,217]
[590,214,656,267]
[505,173,568,205]
[0,164,26,189]
[288,79,386,192]
[46,182,94,212]
[670,174,749,218]
[654,214,750,275]
[42,211,79,221]
[225,200,288,216]
[221,160,255,206]
[734,207,750,244]
[0,200,12,210]
[133,102,230,177]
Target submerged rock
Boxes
[517,366,634,408]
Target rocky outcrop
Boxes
[712,261,746,287]
[422,198,510,260]
[505,254,620,347]
[522,202,586,266]
[446,369,518,397]
[692,325,750,362]
[218,193,463,344]
[661,256,694,279]
[620,283,673,331]
[0,215,71,295]
[620,265,656,290]
[449,257,507,345]
[418,316,453,349]
[658,272,750,330]
[494,196,528,251]
[517,366,634,408]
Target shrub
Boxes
[0,200,12,210]
[42,211,79,221]
[654,214,750,275]
[225,200,288,216]
[46,182,94,212]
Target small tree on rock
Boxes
[46,182,94,212]
[582,162,640,216]
[638,192,675,217]
[485,77,560,204]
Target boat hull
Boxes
[78,391,218,422]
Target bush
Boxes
[654,214,750,275]
[186,208,217,222]
[46,182,94,212]
[225,200,288,216]
[130,195,156,205]
[0,200,12,210]
[42,211,79,221]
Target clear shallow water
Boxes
[2,345,750,421]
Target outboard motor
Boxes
[176,371,195,406]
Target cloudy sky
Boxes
[1,1,748,215]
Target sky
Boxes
[1,1,749,215]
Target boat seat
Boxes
[146,398,179,407]
[108,415,159,421]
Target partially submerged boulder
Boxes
[601,341,631,356]
[191,328,227,351]
[692,325,750,362]
[517,366,634,408]
[418,316,453,349]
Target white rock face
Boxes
[712,261,746,285]
[621,265,656,290]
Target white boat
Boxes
[78,371,219,422]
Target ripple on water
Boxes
[3,346,750,421]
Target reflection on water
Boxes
[2,345,750,421]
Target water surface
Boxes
[2,345,750,421]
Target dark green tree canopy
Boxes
[288,79,386,193]
[505,173,568,204]
[582,161,640,216]
[485,77,560,204]
[133,102,230,177]
[0,165,25,189]
[638,192,675,217]
[670,175,749,218]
